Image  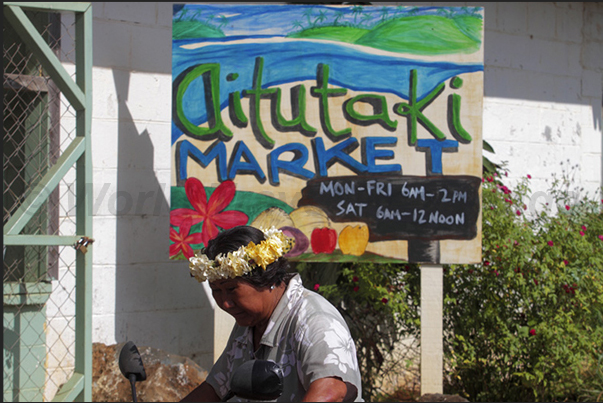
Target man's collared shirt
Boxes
[205,274,363,401]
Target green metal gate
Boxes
[3,2,92,401]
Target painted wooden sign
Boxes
[170,4,484,264]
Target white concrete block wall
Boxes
[88,2,215,370]
[484,2,602,206]
[82,2,602,374]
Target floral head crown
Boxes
[189,227,294,282]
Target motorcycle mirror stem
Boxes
[119,341,147,402]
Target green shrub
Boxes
[444,169,603,401]
[297,165,602,402]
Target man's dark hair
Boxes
[204,225,291,289]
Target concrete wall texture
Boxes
[80,2,603,371]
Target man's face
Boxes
[209,278,272,327]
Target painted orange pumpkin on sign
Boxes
[339,225,370,256]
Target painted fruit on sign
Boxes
[290,206,332,242]
[338,225,369,256]
[250,207,294,230]
[281,226,309,257]
[311,227,337,254]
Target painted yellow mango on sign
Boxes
[339,225,370,256]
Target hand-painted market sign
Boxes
[170,4,484,264]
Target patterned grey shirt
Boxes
[205,274,363,402]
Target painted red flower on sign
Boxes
[171,178,248,246]
[169,223,203,260]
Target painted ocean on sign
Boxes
[171,4,483,144]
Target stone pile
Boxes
[92,342,207,402]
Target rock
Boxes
[92,342,207,402]
[419,393,469,402]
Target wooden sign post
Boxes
[421,265,444,394]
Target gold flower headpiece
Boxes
[189,227,294,282]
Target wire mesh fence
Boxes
[3,8,80,401]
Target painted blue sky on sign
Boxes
[173,4,483,38]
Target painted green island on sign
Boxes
[288,15,482,55]
[173,8,483,56]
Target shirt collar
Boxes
[260,274,304,347]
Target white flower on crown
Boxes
[188,227,293,282]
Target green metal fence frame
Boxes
[3,2,93,401]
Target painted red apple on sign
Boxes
[311,227,337,254]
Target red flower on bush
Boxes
[381,298,388,304]
[529,329,536,336]
[352,276,359,282]
[169,223,203,259]
[563,259,569,266]
[170,178,248,247]
[599,235,603,241]
[563,284,576,295]
[527,174,532,179]
[565,205,571,211]
[547,241,554,246]
[353,286,360,292]
[516,210,521,216]
[580,231,585,236]
[314,283,320,291]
